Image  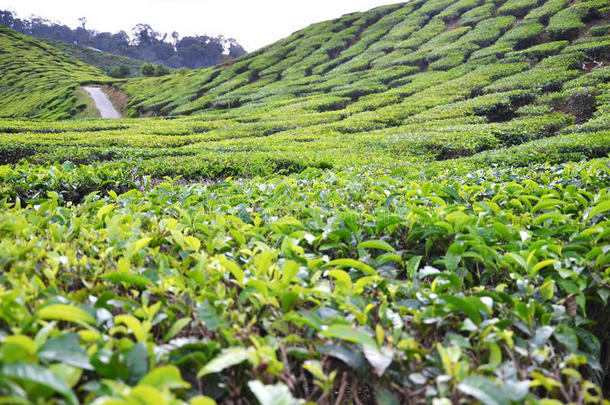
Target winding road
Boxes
[83,86,122,119]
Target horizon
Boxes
[0,0,399,51]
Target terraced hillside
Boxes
[109,0,610,168]
[2,1,610,404]
[122,0,610,121]
[0,26,111,119]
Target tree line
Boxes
[0,10,247,69]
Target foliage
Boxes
[38,37,146,78]
[1,0,610,402]
[141,63,156,77]
[108,64,131,79]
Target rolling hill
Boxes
[120,0,610,120]
[0,25,113,119]
[38,37,146,78]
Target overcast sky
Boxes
[0,0,398,51]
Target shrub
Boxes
[438,0,481,21]
[108,64,130,78]
[590,23,610,36]
[525,0,571,22]
[154,64,171,77]
[459,4,494,26]
[498,20,544,49]
[547,0,608,40]
[141,62,155,77]
[564,37,610,60]
[430,51,467,70]
[498,0,540,17]
[460,16,516,47]
[505,40,568,61]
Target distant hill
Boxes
[0,26,110,119]
[0,10,247,69]
[38,37,146,77]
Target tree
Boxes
[141,63,155,77]
[131,23,159,46]
[154,64,171,76]
[171,31,179,45]
[0,10,248,69]
[108,64,130,78]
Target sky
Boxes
[0,0,398,51]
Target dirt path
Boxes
[83,86,122,119]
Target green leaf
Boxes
[197,347,251,377]
[362,346,393,377]
[505,253,527,271]
[458,376,509,405]
[554,326,578,353]
[0,335,37,363]
[217,255,245,284]
[444,243,463,271]
[359,240,395,252]
[532,259,558,276]
[96,204,115,219]
[488,343,501,367]
[248,380,299,405]
[320,324,377,348]
[103,272,151,288]
[47,364,82,388]
[588,200,610,219]
[38,334,93,370]
[326,259,377,275]
[184,236,201,252]
[374,386,400,405]
[196,300,221,332]
[440,295,482,324]
[124,237,152,260]
[190,397,218,405]
[316,345,368,377]
[502,380,530,402]
[37,304,95,325]
[540,280,555,301]
[0,362,79,405]
[328,269,352,288]
[407,256,422,280]
[115,315,148,342]
[376,215,404,231]
[163,317,191,341]
[139,365,190,390]
[125,343,149,386]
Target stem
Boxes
[334,373,348,405]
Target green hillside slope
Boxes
[111,0,610,169]
[121,0,610,121]
[39,37,146,77]
[0,26,110,119]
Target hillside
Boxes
[2,1,610,404]
[114,0,610,164]
[38,37,146,77]
[0,26,111,119]
[121,0,610,120]
[112,0,610,165]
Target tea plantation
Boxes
[1,0,610,404]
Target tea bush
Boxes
[2,0,610,402]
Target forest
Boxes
[0,10,247,68]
